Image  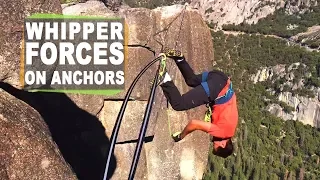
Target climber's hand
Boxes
[163,47,184,61]
[172,132,182,142]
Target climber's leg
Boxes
[175,60,203,87]
[160,79,208,111]
[164,48,202,87]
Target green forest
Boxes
[202,31,320,179]
[222,4,320,38]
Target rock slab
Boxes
[0,89,77,180]
[0,0,62,88]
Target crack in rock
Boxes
[126,44,156,56]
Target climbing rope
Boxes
[158,5,187,137]
[153,4,187,52]
[128,54,167,180]
[174,5,187,49]
[103,55,166,180]
[167,6,187,137]
[142,4,188,137]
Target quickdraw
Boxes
[204,105,212,123]
[158,53,167,78]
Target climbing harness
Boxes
[201,71,213,123]
[215,81,234,105]
[201,72,234,122]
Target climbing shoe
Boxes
[163,48,184,61]
[172,132,182,142]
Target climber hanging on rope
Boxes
[157,48,239,158]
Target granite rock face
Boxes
[0,89,77,180]
[64,2,214,179]
[267,92,320,128]
[190,0,318,29]
[0,0,62,88]
[291,26,320,50]
[250,63,320,128]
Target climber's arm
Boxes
[180,120,211,139]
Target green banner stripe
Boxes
[27,13,122,20]
[27,89,123,95]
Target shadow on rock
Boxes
[0,82,116,180]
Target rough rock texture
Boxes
[267,91,320,128]
[291,26,320,50]
[66,93,105,116]
[250,64,286,84]
[251,62,320,128]
[0,81,116,180]
[0,0,62,88]
[0,89,77,180]
[100,101,155,142]
[189,0,318,29]
[190,0,284,29]
[250,63,307,90]
[111,143,148,180]
[64,2,213,180]
[122,0,189,9]
[105,0,123,11]
[267,103,295,120]
[62,0,115,17]
[284,0,319,15]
